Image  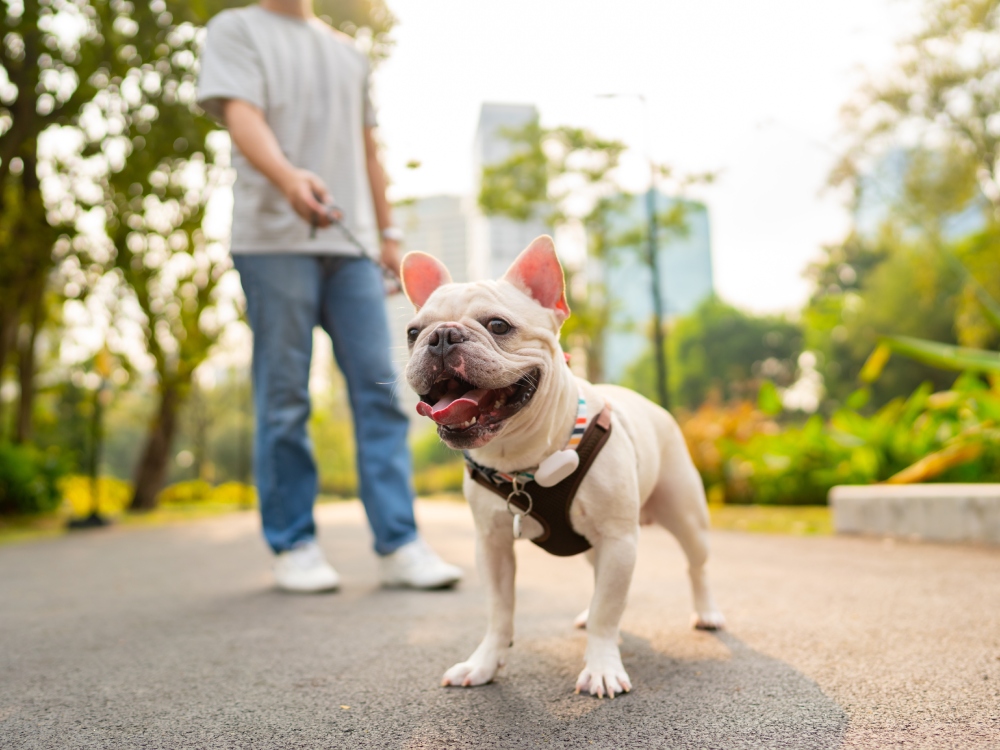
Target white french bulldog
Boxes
[400,235,724,698]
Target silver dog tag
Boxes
[513,513,523,539]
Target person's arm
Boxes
[223,98,338,228]
[364,126,400,277]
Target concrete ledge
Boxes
[830,484,1000,545]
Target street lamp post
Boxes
[645,177,669,411]
[598,93,670,410]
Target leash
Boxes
[309,201,402,294]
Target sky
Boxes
[372,0,917,314]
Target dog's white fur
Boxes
[401,236,723,698]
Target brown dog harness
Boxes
[464,405,613,557]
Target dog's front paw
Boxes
[575,656,631,698]
[441,655,503,688]
[692,609,725,631]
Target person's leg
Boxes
[233,254,321,553]
[317,257,418,555]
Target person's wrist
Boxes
[277,166,302,199]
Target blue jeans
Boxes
[233,254,418,555]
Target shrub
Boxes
[413,460,465,495]
[157,479,213,505]
[61,475,133,516]
[680,373,1000,505]
[208,481,257,506]
[156,479,257,506]
[0,443,67,515]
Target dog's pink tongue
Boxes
[416,388,492,426]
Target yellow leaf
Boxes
[859,343,892,383]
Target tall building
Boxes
[602,192,715,383]
[470,103,548,280]
[394,195,471,282]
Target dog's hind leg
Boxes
[647,460,725,630]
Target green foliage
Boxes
[804,232,963,409]
[683,374,1000,505]
[953,228,1000,348]
[836,0,1000,214]
[413,462,464,495]
[30,381,95,473]
[756,380,783,416]
[478,120,549,222]
[310,402,358,498]
[880,335,1000,374]
[1,0,396,506]
[623,296,803,409]
[315,0,397,64]
[479,122,626,226]
[0,442,66,515]
[411,424,464,494]
[823,0,1000,410]
[477,120,629,382]
[411,425,456,469]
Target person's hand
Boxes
[380,238,403,295]
[280,168,341,227]
[380,238,402,279]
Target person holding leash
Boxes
[196,0,461,592]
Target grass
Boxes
[2,494,832,546]
[0,501,257,546]
[708,504,832,536]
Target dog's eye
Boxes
[487,319,511,336]
[407,327,420,344]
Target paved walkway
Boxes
[1,501,998,749]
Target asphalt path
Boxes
[1,501,998,749]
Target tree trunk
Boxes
[14,285,44,444]
[0,309,15,438]
[129,385,181,511]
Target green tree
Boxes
[479,121,712,387]
[835,0,1000,216]
[478,120,627,382]
[831,0,1000,382]
[622,296,803,410]
[0,0,91,438]
[803,223,965,409]
[2,0,396,509]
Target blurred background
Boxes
[1,0,999,531]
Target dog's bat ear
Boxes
[502,235,571,324]
[401,252,452,309]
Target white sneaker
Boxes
[379,538,463,590]
[273,541,340,593]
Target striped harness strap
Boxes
[463,396,613,557]
[462,396,588,487]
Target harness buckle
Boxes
[506,476,533,539]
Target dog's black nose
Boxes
[427,325,465,357]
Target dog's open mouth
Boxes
[416,368,540,434]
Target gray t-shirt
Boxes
[197,6,378,255]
